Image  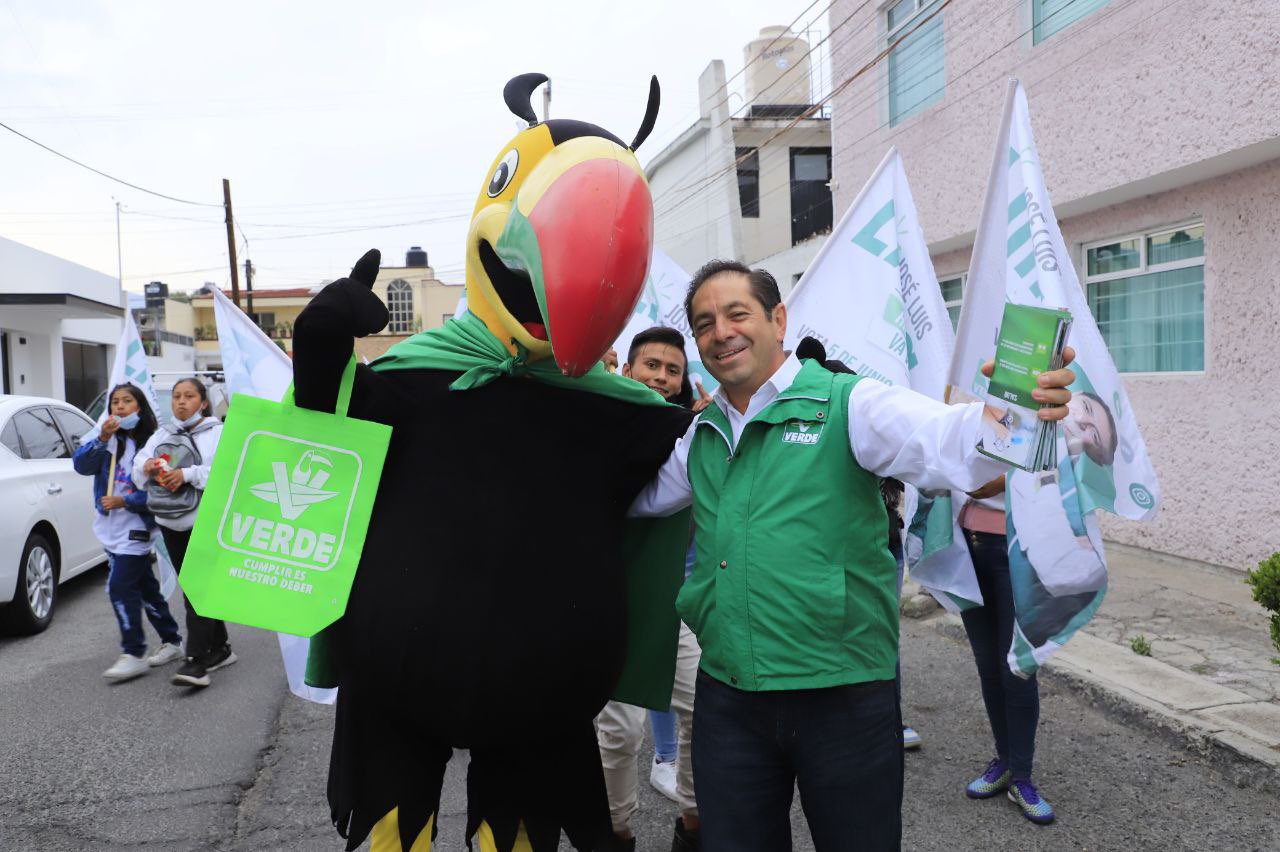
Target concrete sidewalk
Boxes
[911,542,1280,790]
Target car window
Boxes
[52,407,94,446]
[0,420,22,457]
[13,408,72,460]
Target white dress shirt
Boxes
[630,353,1007,517]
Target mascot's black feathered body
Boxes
[292,74,693,852]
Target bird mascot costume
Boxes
[292,74,694,852]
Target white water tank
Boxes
[744,26,811,108]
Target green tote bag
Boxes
[182,358,389,637]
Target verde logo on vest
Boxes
[782,420,824,445]
[215,432,363,572]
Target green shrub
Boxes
[1130,634,1152,656]
[1246,552,1280,664]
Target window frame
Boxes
[735,146,760,219]
[386,279,415,335]
[937,273,965,330]
[1081,220,1206,376]
[885,0,946,127]
[11,406,72,460]
[1032,0,1112,46]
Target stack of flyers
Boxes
[976,303,1072,472]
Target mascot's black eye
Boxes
[487,149,519,198]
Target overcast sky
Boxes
[0,1,830,295]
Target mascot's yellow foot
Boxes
[475,820,535,852]
[370,807,435,852]
[370,809,533,852]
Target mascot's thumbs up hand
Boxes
[308,248,389,338]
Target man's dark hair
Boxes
[626,325,687,366]
[684,259,782,327]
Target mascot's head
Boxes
[467,72,660,377]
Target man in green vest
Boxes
[630,260,1076,851]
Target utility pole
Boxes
[543,78,552,122]
[244,258,255,323]
[113,199,123,287]
[222,178,241,307]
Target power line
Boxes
[0,118,221,207]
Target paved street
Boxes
[2,570,1276,851]
[228,618,1279,852]
[0,562,285,851]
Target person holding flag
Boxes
[629,258,1078,851]
[72,383,184,682]
[910,79,1161,826]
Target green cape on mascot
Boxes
[292,73,693,852]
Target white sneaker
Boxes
[103,653,149,682]
[650,757,679,802]
[147,642,183,667]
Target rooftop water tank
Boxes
[744,26,812,113]
[406,246,428,267]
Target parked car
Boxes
[84,371,229,423]
[0,396,107,633]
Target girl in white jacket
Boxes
[133,378,231,688]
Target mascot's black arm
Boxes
[293,249,397,421]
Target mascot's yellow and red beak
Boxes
[466,73,661,376]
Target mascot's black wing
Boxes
[293,249,399,422]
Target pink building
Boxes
[830,0,1280,570]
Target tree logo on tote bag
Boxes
[216,432,363,572]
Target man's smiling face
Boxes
[690,271,787,400]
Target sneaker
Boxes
[1007,778,1055,824]
[201,644,237,673]
[103,653,149,682]
[147,642,183,667]
[965,758,1011,799]
[172,657,211,688]
[671,816,700,852]
[650,756,679,802]
[902,725,922,750]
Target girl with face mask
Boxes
[72,384,185,682]
[132,377,232,689]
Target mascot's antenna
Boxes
[504,73,549,127]
[629,76,661,152]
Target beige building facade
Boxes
[190,247,462,369]
[830,0,1280,569]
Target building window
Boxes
[789,147,832,246]
[939,275,964,330]
[736,147,760,218]
[387,279,414,334]
[1083,223,1204,373]
[1033,0,1111,45]
[887,0,945,126]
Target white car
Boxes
[0,396,106,633]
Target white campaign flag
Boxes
[926,79,1160,676]
[784,148,960,581]
[950,79,1160,520]
[209,285,337,704]
[107,309,162,416]
[612,248,716,393]
[784,147,954,396]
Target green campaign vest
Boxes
[679,359,898,692]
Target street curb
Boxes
[929,614,1280,794]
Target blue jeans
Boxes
[692,670,902,851]
[106,551,182,657]
[649,709,678,763]
[960,530,1040,779]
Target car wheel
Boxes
[0,533,58,635]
